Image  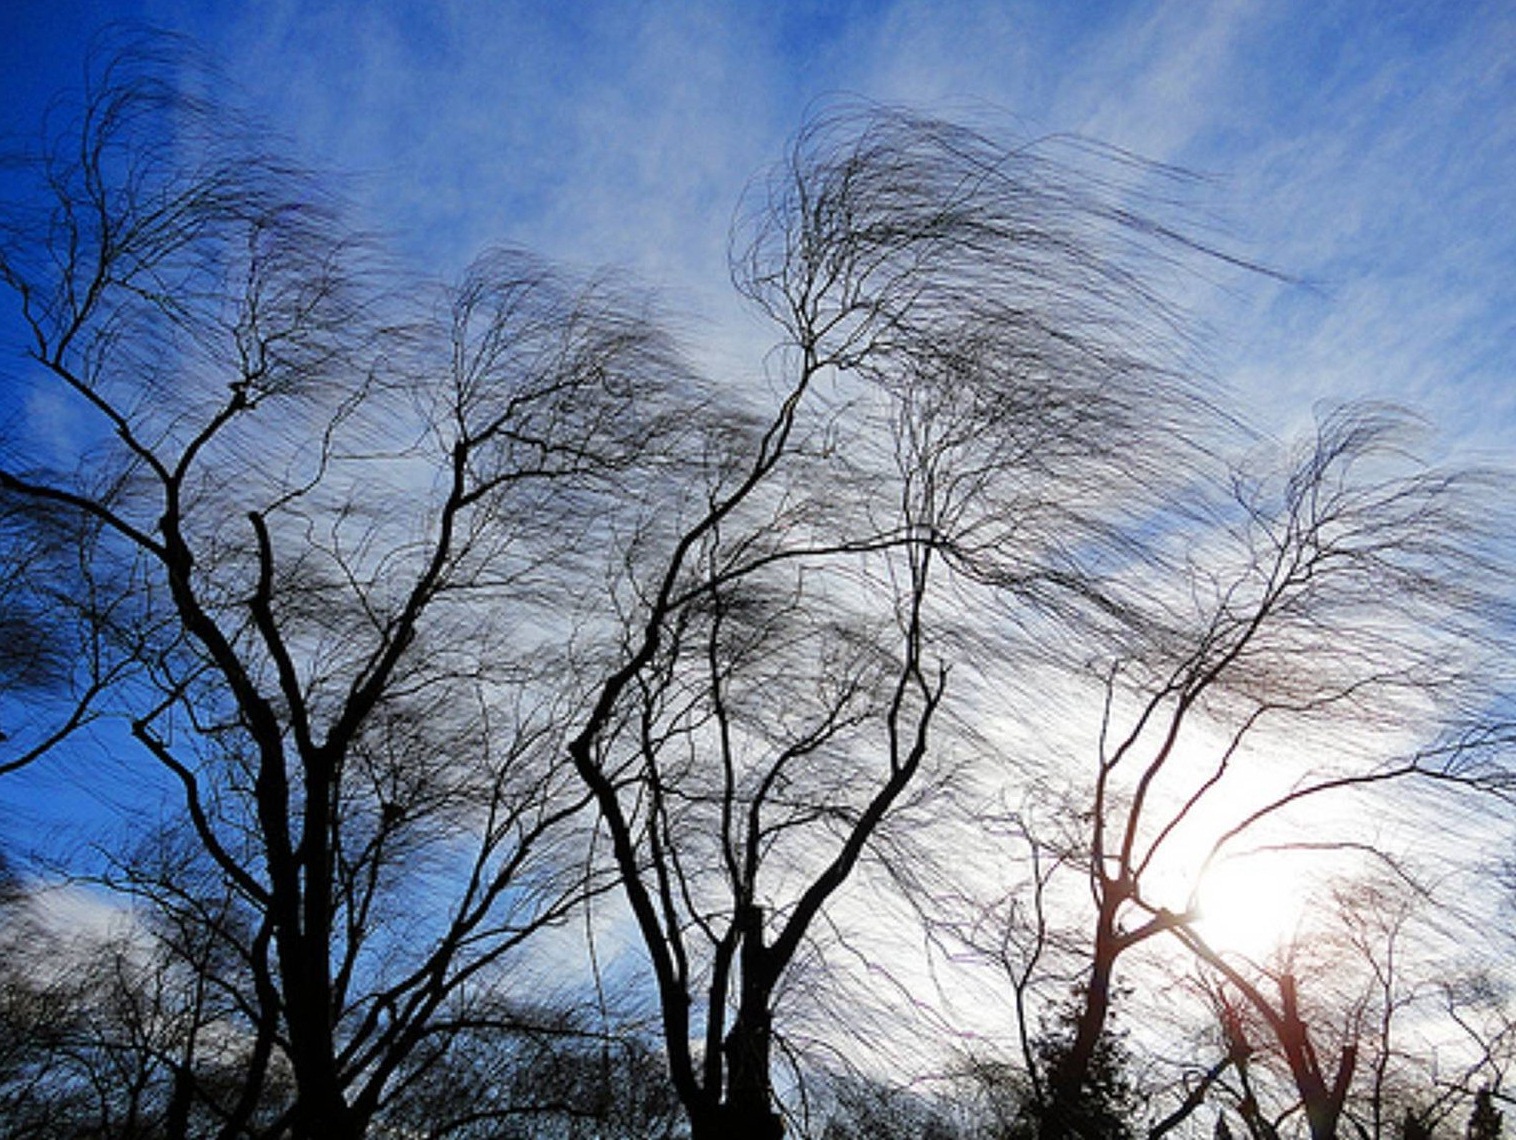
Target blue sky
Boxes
[0,10,1513,1103]
[1,0,1512,846]
[4,0,1512,452]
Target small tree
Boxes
[1469,1087,1503,1140]
[1023,998,1139,1140]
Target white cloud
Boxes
[101,0,1507,464]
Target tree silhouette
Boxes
[978,404,1515,1139]
[1468,1087,1503,1140]
[3,37,1513,1140]
[558,104,1242,1140]
[0,36,695,1138]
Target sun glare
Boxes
[1193,852,1303,962]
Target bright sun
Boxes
[1192,853,1303,961]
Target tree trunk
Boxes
[712,1013,783,1140]
[689,1102,785,1140]
[283,947,362,1140]
[702,906,785,1140]
[1041,907,1121,1139]
[679,905,785,1140]
[163,1061,192,1140]
[287,1079,364,1140]
[1275,976,1354,1140]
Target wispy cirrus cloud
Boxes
[10,0,1512,449]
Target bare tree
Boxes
[0,847,288,1140]
[558,105,1241,1140]
[0,37,697,1139]
[1179,866,1516,1140]
[997,406,1512,1139]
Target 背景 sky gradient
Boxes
[5,0,1513,454]
[0,1,1512,858]
[0,4,1512,1087]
